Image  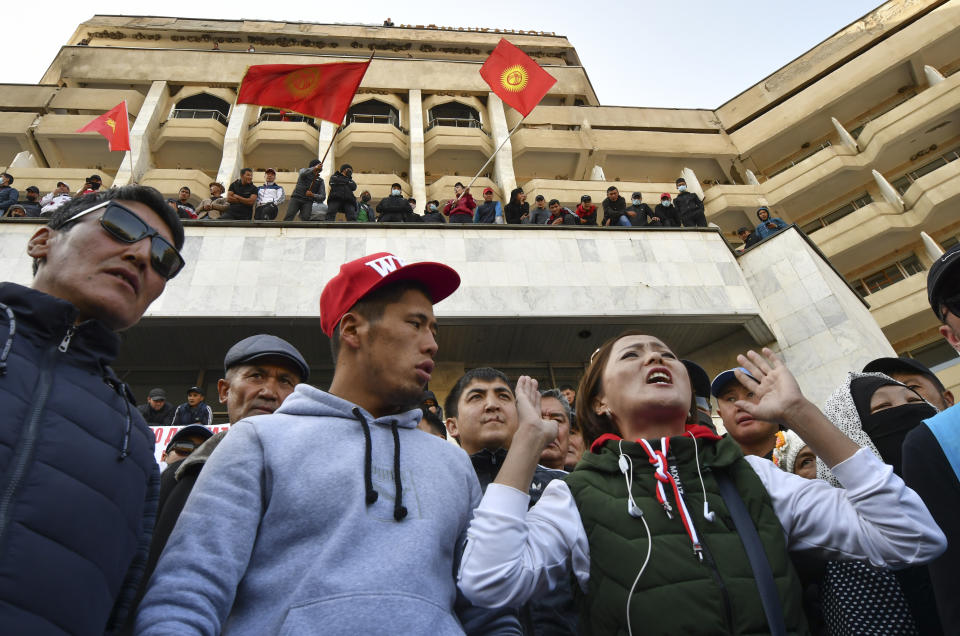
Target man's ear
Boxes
[943,390,955,408]
[26,226,55,261]
[445,416,459,441]
[217,378,230,404]
[939,324,960,352]
[338,312,367,352]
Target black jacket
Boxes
[625,203,655,226]
[376,194,411,221]
[327,172,357,203]
[171,402,213,427]
[138,402,175,427]
[291,167,325,202]
[674,191,707,227]
[601,196,627,226]
[0,283,158,635]
[549,208,580,226]
[504,201,528,225]
[654,202,680,227]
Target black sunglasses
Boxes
[167,441,198,455]
[63,201,185,279]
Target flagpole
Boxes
[316,51,375,168]
[458,116,525,199]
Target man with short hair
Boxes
[601,186,630,227]
[224,168,258,220]
[327,163,358,221]
[284,159,325,221]
[674,177,707,227]
[138,387,175,426]
[255,168,285,220]
[474,187,502,224]
[376,183,410,222]
[712,367,780,458]
[197,182,228,219]
[547,199,578,226]
[357,190,375,222]
[538,389,571,471]
[755,206,789,239]
[0,184,184,634]
[168,186,197,219]
[40,181,72,215]
[655,192,680,227]
[18,186,42,217]
[736,226,760,252]
[863,357,954,411]
[78,174,102,195]
[558,384,576,410]
[137,253,519,634]
[0,172,18,213]
[423,200,445,223]
[625,191,655,226]
[525,194,551,225]
[405,198,424,222]
[574,194,597,225]
[443,181,476,224]
[900,244,960,629]
[171,387,214,427]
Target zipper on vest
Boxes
[0,344,57,552]
[698,535,735,633]
[58,325,76,353]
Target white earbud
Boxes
[618,455,630,475]
[703,501,716,523]
[628,500,644,519]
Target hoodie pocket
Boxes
[279,591,464,635]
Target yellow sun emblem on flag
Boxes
[500,65,529,92]
[106,118,116,132]
[285,67,323,98]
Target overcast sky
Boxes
[2,0,883,109]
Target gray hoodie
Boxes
[136,385,517,635]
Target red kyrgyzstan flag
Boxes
[480,39,557,117]
[75,101,131,151]
[237,61,370,124]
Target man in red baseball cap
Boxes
[137,252,521,633]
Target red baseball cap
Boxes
[319,252,461,337]
[660,193,671,200]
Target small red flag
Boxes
[480,39,557,117]
[76,101,131,151]
[237,61,370,124]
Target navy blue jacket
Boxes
[0,283,159,635]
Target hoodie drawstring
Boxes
[391,421,407,521]
[0,303,15,376]
[353,407,379,505]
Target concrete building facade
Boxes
[1,2,957,418]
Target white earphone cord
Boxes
[618,440,653,636]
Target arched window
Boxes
[171,93,230,125]
[347,99,401,129]
[427,102,482,130]
[256,108,319,130]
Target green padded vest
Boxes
[564,435,808,635]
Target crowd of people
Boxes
[0,182,956,635]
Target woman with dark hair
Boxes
[503,188,528,225]
[458,331,945,635]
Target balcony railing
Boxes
[850,253,924,297]
[426,117,488,135]
[250,111,320,131]
[344,113,405,133]
[169,108,228,125]
[890,146,960,195]
[766,140,832,179]
[801,192,872,235]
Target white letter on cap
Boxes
[365,255,406,277]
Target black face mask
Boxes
[860,402,937,476]
[361,194,371,203]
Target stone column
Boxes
[317,119,337,185]
[9,151,39,169]
[215,102,256,186]
[114,81,167,186]
[485,93,517,195]
[408,89,427,207]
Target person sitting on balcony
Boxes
[197,182,229,219]
[255,168,285,221]
[443,182,476,224]
[674,177,707,227]
[224,168,258,221]
[405,198,424,223]
[574,195,597,226]
[474,188,502,224]
[736,226,760,253]
[524,195,551,225]
[327,163,358,222]
[285,159,325,222]
[357,191,375,222]
[504,188,528,225]
[655,193,680,227]
[5,205,27,218]
[78,174,102,196]
[19,186,42,217]
[40,181,72,216]
[625,192,656,227]
[423,200,445,223]
[0,173,19,214]
[601,186,630,227]
[755,206,789,239]
[376,183,410,223]
[168,187,197,220]
[548,199,578,226]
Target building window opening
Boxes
[427,102,482,132]
[346,99,402,130]
[850,253,924,297]
[170,93,230,125]
[254,108,319,130]
[801,193,872,235]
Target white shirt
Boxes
[40,191,71,213]
[457,448,946,608]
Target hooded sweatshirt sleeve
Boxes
[135,421,266,635]
[745,449,946,568]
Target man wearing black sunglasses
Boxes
[0,184,184,635]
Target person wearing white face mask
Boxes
[376,182,410,223]
[674,177,707,227]
[625,191,656,227]
[422,200,445,223]
[654,193,680,227]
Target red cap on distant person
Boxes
[319,253,461,337]
[483,187,493,195]
[661,193,671,200]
